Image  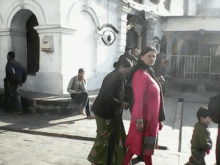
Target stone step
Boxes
[0,88,98,115]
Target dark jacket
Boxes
[187,121,212,165]
[92,69,126,119]
[4,59,27,85]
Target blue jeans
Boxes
[3,82,22,113]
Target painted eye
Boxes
[153,38,160,54]
[102,30,116,46]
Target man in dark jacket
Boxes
[3,51,27,114]
[119,47,137,66]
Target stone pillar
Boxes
[116,6,131,59]
[134,24,143,51]
[32,25,76,94]
[10,29,27,68]
[94,33,102,76]
[146,17,157,47]
[0,29,12,87]
[197,30,207,92]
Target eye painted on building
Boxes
[98,24,119,46]
[153,37,160,54]
[102,30,116,46]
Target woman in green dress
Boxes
[87,58,132,165]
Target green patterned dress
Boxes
[87,109,127,165]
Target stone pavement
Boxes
[0,89,218,165]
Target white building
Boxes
[4,0,218,94]
[0,0,172,95]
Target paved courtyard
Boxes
[0,89,218,165]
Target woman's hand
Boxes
[136,119,144,132]
[76,89,83,94]
[159,122,163,130]
[123,102,129,110]
[206,149,210,155]
[157,76,165,84]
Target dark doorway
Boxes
[160,35,167,54]
[126,27,138,51]
[26,14,39,75]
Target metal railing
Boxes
[171,55,211,79]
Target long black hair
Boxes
[129,46,157,81]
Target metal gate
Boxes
[171,55,211,79]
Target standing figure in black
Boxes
[3,51,27,115]
[87,58,132,165]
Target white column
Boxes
[0,29,12,87]
[146,17,158,46]
[134,24,143,51]
[116,6,131,59]
[32,25,77,94]
[94,33,102,77]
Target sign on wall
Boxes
[41,36,54,52]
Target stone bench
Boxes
[0,88,98,116]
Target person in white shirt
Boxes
[67,68,94,119]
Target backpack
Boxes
[208,94,220,124]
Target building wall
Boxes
[164,17,220,31]
[0,0,164,94]
[0,0,63,94]
[60,0,124,92]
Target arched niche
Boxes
[160,35,167,54]
[172,38,177,55]
[10,9,40,75]
[67,2,100,28]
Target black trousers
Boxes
[3,82,22,113]
[71,92,91,116]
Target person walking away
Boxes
[152,52,169,95]
[3,51,27,115]
[185,106,212,165]
[123,46,166,165]
[67,68,94,119]
[87,58,132,165]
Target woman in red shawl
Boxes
[122,46,166,165]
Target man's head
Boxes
[7,51,15,61]
[197,106,211,125]
[125,46,132,54]
[134,48,140,58]
[162,59,169,67]
[78,68,85,80]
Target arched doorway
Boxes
[160,35,167,54]
[10,9,39,75]
[126,27,138,52]
[26,15,39,75]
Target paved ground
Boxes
[0,89,218,165]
